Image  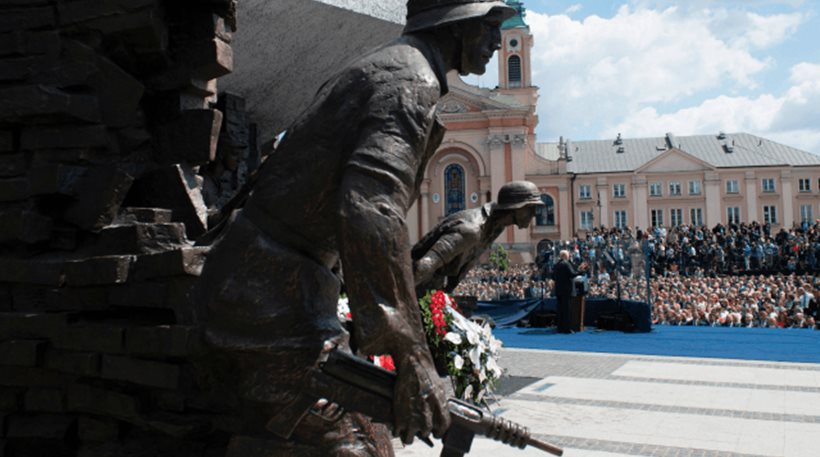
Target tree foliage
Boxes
[488,244,509,271]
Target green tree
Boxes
[488,244,509,271]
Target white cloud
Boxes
[607,95,784,137]
[631,0,807,11]
[462,2,816,154]
[705,10,806,49]
[631,3,807,50]
[607,61,820,155]
[743,12,805,48]
[766,130,820,154]
[564,4,582,14]
[527,2,804,141]
[771,62,820,131]
[790,62,820,83]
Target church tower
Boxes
[497,0,537,108]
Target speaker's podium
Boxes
[559,276,589,333]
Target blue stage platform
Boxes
[495,325,820,364]
[476,297,653,332]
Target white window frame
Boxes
[613,183,626,198]
[580,210,594,230]
[727,207,741,225]
[670,208,683,227]
[669,181,681,196]
[763,205,777,224]
[688,180,702,195]
[579,185,591,200]
[614,210,628,229]
[726,180,739,194]
[762,178,776,193]
[690,208,703,226]
[649,182,662,197]
[650,209,664,227]
[799,178,811,193]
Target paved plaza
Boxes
[395,348,820,457]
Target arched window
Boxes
[535,194,555,226]
[444,164,466,215]
[508,55,522,88]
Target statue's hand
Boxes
[414,256,437,283]
[392,351,450,444]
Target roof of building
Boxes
[551,132,820,174]
[502,0,527,29]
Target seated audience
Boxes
[450,220,820,329]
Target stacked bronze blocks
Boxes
[0,1,255,456]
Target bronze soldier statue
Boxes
[194,1,516,456]
[413,181,544,296]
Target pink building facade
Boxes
[406,1,820,261]
[568,140,820,236]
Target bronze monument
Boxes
[413,181,544,296]
[194,1,517,455]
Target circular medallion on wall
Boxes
[470,192,479,203]
[432,193,440,204]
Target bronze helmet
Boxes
[495,181,544,210]
[405,0,517,33]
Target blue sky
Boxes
[462,0,820,154]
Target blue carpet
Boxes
[495,325,820,364]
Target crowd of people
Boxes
[454,264,549,301]
[451,221,820,329]
[647,274,817,328]
[571,221,820,278]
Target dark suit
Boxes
[553,259,581,333]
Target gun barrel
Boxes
[448,399,564,456]
[320,350,565,455]
[529,437,564,456]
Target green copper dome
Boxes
[502,0,527,29]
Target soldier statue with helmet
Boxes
[193,1,517,456]
[413,181,545,296]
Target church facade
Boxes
[405,0,820,261]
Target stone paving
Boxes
[394,348,820,457]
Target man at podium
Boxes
[553,250,588,333]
